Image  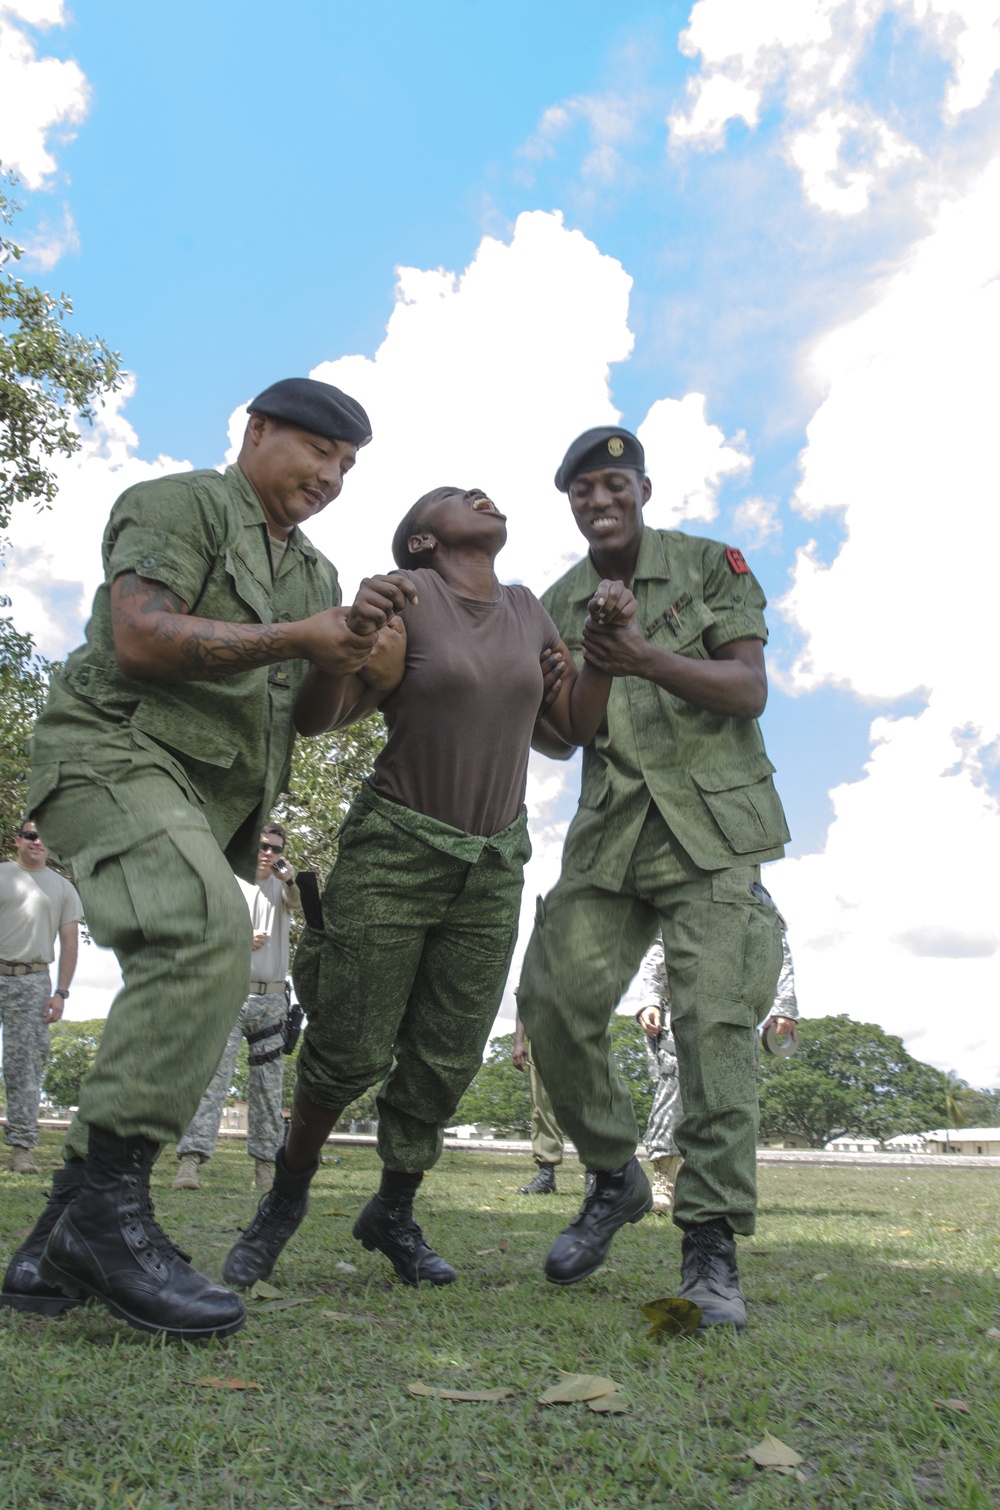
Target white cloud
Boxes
[771,152,1000,1086]
[732,495,780,546]
[0,3,88,189]
[5,376,190,657]
[15,199,78,268]
[638,392,750,526]
[670,0,1000,213]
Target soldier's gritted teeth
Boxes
[568,468,645,553]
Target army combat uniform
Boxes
[518,527,789,1236]
[26,465,339,1158]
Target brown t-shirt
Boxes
[371,569,559,837]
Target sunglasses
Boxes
[20,830,40,842]
[258,842,284,855]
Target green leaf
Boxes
[640,1297,702,1339]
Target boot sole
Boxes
[544,1197,653,1286]
[38,1256,246,1340]
[0,1290,83,1316]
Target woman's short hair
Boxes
[391,498,435,570]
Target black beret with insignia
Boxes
[554,426,645,492]
[248,377,372,448]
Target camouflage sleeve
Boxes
[701,539,769,652]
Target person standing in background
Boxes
[0,821,82,1173]
[173,821,301,1193]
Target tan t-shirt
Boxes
[237,872,301,984]
[372,569,559,837]
[0,862,84,966]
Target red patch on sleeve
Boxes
[725,546,750,575]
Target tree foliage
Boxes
[42,1018,105,1108]
[757,1015,949,1147]
[273,714,387,882]
[455,1015,654,1139]
[1,173,122,535]
[0,616,52,834]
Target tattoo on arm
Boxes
[111,572,291,680]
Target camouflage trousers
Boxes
[294,782,530,1174]
[518,805,783,1236]
[527,1048,564,1166]
[0,971,51,1149]
[642,1029,682,1160]
[176,992,286,1163]
[32,756,251,1159]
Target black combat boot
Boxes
[222,1146,318,1289]
[38,1126,245,1339]
[678,1219,747,1332]
[519,1163,557,1194]
[543,1155,652,1285]
[1,1159,85,1316]
[353,1169,456,1287]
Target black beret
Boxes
[247,377,372,448]
[554,426,645,492]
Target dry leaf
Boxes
[334,1262,358,1274]
[812,1272,829,1283]
[898,1229,913,1236]
[640,1297,702,1339]
[745,1431,804,1468]
[985,1327,1000,1341]
[254,1297,315,1313]
[407,1381,514,1402]
[190,1377,263,1391]
[933,1398,971,1414]
[938,1226,962,1233]
[538,1372,620,1404]
[587,1393,629,1414]
[249,1280,281,1299]
[319,1207,349,1218]
[476,1247,499,1257]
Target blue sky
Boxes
[3,0,999,1087]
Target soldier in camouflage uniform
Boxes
[174,822,301,1193]
[519,425,790,1331]
[512,1008,565,1193]
[0,378,404,1338]
[1,822,82,1173]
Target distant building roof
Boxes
[924,1128,1000,1141]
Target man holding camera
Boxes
[173,822,301,1193]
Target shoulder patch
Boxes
[725,546,750,575]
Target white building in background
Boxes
[923,1129,1000,1156]
[824,1134,882,1154]
[884,1133,927,1152]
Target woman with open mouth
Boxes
[221,483,635,1291]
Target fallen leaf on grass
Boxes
[334,1262,358,1274]
[253,1297,315,1314]
[538,1372,622,1404]
[587,1393,629,1414]
[640,1297,702,1339]
[407,1381,514,1402]
[318,1207,350,1218]
[985,1328,1000,1341]
[897,1229,913,1236]
[249,1280,281,1299]
[189,1377,263,1391]
[938,1225,963,1233]
[745,1431,804,1468]
[933,1398,971,1414]
[476,1247,499,1256]
[812,1272,830,1283]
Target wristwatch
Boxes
[54,988,69,999]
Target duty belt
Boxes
[249,980,286,995]
[0,960,48,976]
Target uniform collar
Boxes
[565,527,671,604]
[225,464,318,564]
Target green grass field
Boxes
[2,1134,998,1510]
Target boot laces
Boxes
[686,1223,729,1278]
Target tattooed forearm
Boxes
[110,572,295,681]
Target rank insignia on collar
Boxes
[725,546,750,575]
